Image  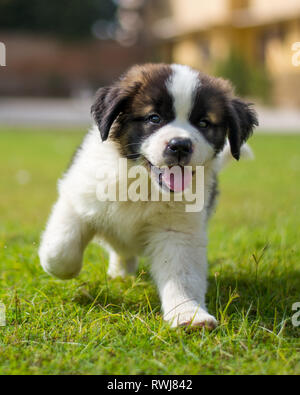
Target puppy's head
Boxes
[91,63,258,191]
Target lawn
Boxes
[0,127,299,375]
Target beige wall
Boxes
[168,0,229,31]
[250,0,300,21]
[154,0,300,106]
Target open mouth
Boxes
[145,159,194,193]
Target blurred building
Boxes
[0,0,149,98]
[0,33,145,97]
[1,0,299,108]
[149,0,300,107]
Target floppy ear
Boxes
[227,98,258,160]
[91,82,140,141]
[91,86,125,141]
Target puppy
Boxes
[39,64,258,329]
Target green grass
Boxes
[0,127,300,375]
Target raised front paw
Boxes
[165,307,218,330]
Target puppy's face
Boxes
[92,64,258,192]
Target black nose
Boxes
[164,138,193,165]
[168,138,193,154]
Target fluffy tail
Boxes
[217,141,254,170]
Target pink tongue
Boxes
[162,167,192,192]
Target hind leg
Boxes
[39,197,94,279]
[107,249,138,279]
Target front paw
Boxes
[165,308,218,330]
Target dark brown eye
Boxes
[148,114,161,124]
[198,120,210,129]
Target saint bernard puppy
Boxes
[39,64,258,329]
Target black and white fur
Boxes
[39,64,258,329]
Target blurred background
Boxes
[0,0,300,129]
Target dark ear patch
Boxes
[227,98,258,160]
[91,83,140,141]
